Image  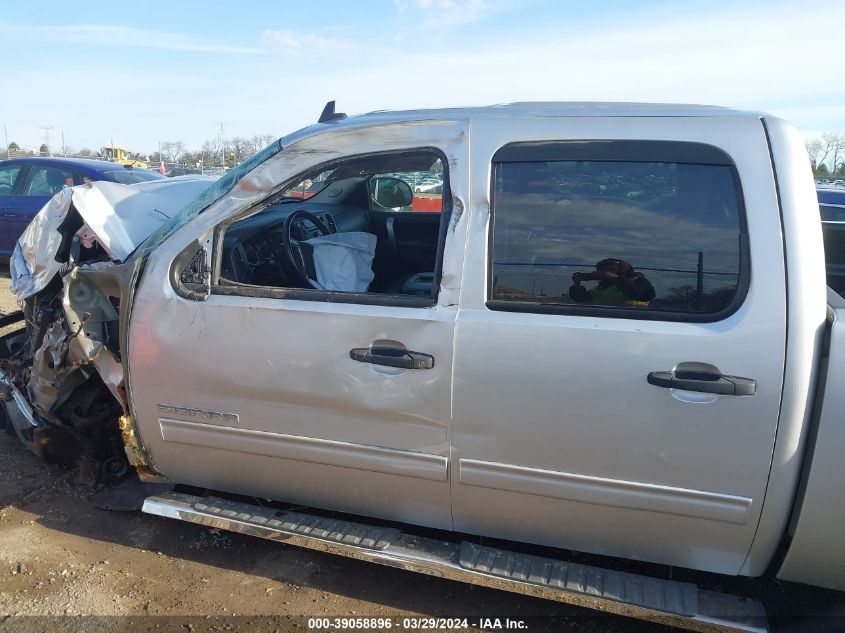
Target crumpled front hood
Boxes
[11,176,214,304]
[71,177,214,261]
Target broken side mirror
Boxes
[171,240,211,301]
[370,177,413,210]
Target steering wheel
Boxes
[280,210,332,288]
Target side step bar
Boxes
[142,492,767,633]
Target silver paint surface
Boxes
[777,302,845,589]
[452,115,788,575]
[128,117,470,530]
[117,104,828,583]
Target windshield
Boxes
[134,139,283,259]
[280,169,335,199]
[105,168,165,184]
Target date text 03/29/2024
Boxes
[307,617,528,630]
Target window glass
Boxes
[280,161,443,213]
[218,150,446,301]
[103,168,165,184]
[820,204,845,222]
[0,165,22,196]
[490,158,744,315]
[23,166,73,196]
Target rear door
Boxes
[452,116,786,575]
[3,163,75,253]
[0,162,26,255]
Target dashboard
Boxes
[220,202,370,286]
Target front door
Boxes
[451,116,787,575]
[127,123,469,530]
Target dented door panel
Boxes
[126,118,470,529]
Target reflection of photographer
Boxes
[569,258,656,307]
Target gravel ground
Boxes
[0,268,18,317]
[0,264,843,633]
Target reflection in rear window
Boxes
[490,158,745,316]
[104,169,165,184]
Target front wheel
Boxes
[0,403,16,437]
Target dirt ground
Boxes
[0,269,843,633]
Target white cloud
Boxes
[261,29,356,55]
[4,2,844,152]
[393,0,495,28]
[260,27,397,60]
[0,23,260,54]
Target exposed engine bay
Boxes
[0,279,127,481]
[0,178,214,484]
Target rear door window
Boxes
[489,141,747,320]
[22,165,74,196]
[0,165,23,196]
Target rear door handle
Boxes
[350,347,434,370]
[647,370,756,396]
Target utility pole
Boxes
[3,126,8,159]
[219,122,225,168]
[61,130,66,157]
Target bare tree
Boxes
[251,134,274,152]
[196,140,215,166]
[160,141,186,164]
[807,133,845,177]
[829,133,845,178]
[807,138,824,170]
[228,136,249,164]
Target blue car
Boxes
[0,156,164,258]
[819,186,845,221]
[819,187,845,293]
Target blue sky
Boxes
[1,0,843,155]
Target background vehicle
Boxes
[99,145,148,168]
[0,103,842,631]
[820,187,845,292]
[0,157,164,257]
[165,166,202,177]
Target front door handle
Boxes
[350,347,434,370]
[647,370,756,396]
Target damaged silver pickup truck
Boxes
[1,102,842,632]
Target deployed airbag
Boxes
[306,232,376,292]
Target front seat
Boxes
[388,271,435,296]
[44,169,70,195]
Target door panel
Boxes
[0,163,27,255]
[4,194,48,253]
[127,122,469,530]
[130,291,456,528]
[452,116,787,575]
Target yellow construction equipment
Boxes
[100,144,148,169]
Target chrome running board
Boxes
[142,492,767,633]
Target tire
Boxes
[0,402,16,437]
